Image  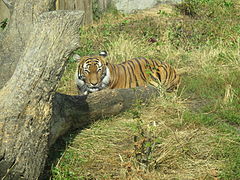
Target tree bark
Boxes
[97,0,112,12]
[55,0,94,25]
[0,0,56,89]
[0,8,84,180]
[50,87,159,146]
[0,0,10,21]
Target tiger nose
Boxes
[91,82,98,86]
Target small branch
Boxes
[2,0,14,9]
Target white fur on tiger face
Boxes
[75,56,110,95]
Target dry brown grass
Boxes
[52,95,226,179]
[53,2,240,179]
[103,34,155,63]
[57,62,79,95]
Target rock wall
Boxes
[112,0,158,13]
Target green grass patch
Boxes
[183,110,240,179]
[174,0,240,49]
[54,1,240,179]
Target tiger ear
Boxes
[99,50,108,57]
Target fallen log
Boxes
[50,86,159,145]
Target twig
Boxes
[2,0,14,9]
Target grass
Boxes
[53,1,240,179]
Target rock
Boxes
[112,0,158,13]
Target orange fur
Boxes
[76,56,180,94]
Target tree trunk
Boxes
[0,2,84,178]
[0,0,57,89]
[55,0,93,25]
[0,0,10,22]
[97,0,112,12]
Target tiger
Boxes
[75,51,180,95]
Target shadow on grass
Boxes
[41,127,86,180]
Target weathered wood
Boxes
[50,86,159,145]
[0,9,84,180]
[2,0,14,9]
[97,0,112,11]
[0,0,10,21]
[56,0,93,24]
[0,0,56,89]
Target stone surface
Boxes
[157,0,182,4]
[112,0,158,13]
[111,0,182,14]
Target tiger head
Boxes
[75,54,110,95]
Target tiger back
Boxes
[75,55,180,95]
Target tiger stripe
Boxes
[75,55,180,94]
